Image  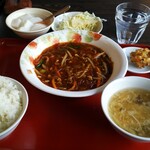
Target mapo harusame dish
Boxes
[33,42,113,91]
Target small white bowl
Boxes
[101,76,150,142]
[0,76,28,140]
[6,8,54,39]
[51,11,103,33]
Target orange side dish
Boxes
[130,48,150,68]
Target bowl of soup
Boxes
[20,29,127,97]
[101,76,150,142]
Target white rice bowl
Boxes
[0,76,28,140]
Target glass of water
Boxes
[115,2,150,44]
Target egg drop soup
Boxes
[109,88,150,137]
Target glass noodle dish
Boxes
[20,30,127,97]
[33,42,113,91]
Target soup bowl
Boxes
[20,29,127,97]
[101,76,150,142]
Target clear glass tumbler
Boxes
[115,2,150,44]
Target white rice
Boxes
[0,76,23,133]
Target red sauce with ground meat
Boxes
[33,42,113,91]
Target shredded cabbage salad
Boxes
[57,11,102,32]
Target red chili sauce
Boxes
[33,42,113,91]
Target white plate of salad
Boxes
[51,11,103,33]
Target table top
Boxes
[0,1,150,149]
[0,0,150,45]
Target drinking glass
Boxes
[115,2,150,44]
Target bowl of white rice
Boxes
[0,76,28,140]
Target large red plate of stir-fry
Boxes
[20,30,127,97]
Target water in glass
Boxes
[116,7,149,44]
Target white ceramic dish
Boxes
[6,8,54,39]
[0,76,28,140]
[20,29,127,97]
[51,11,103,33]
[123,46,150,74]
[101,76,150,142]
